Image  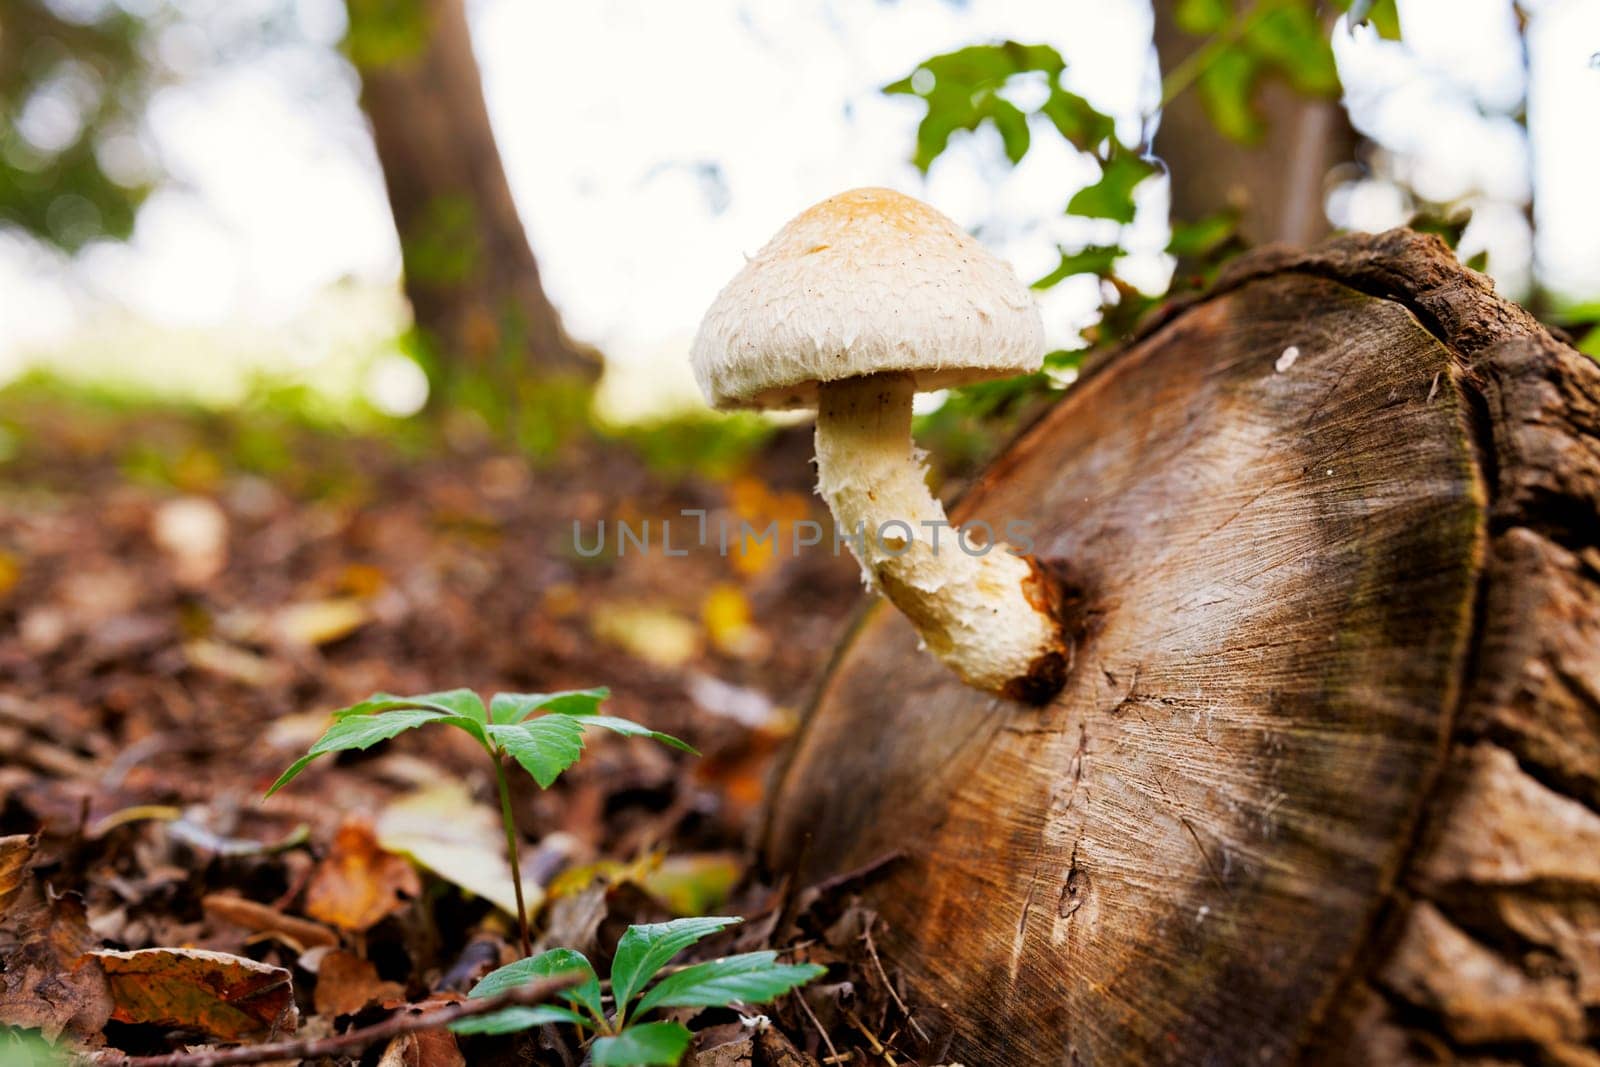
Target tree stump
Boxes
[763,231,1600,1065]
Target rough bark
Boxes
[1152,1,1358,246]
[351,0,596,392]
[763,230,1600,1065]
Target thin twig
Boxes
[84,972,581,1067]
[791,987,841,1064]
[862,926,928,1044]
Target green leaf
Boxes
[1039,88,1116,151]
[632,952,826,1018]
[490,688,610,725]
[883,42,1076,171]
[329,691,491,748]
[487,717,589,789]
[448,1003,591,1035]
[1464,249,1489,273]
[469,948,605,1025]
[1576,325,1599,359]
[592,1022,693,1067]
[990,98,1031,164]
[330,693,424,718]
[1167,212,1239,259]
[1247,1,1338,96]
[416,688,487,723]
[1066,150,1156,224]
[572,716,698,755]
[1196,46,1265,143]
[0,1028,65,1066]
[1175,0,1231,34]
[265,708,449,796]
[610,917,742,1024]
[1033,245,1123,289]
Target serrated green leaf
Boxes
[266,708,449,796]
[487,717,589,789]
[328,690,491,748]
[469,948,605,1025]
[490,688,610,724]
[632,952,826,1019]
[416,688,488,723]
[1066,151,1156,224]
[611,917,742,1024]
[331,693,422,718]
[592,1022,693,1067]
[572,716,698,755]
[448,1003,591,1035]
[1033,245,1122,288]
[1196,46,1264,143]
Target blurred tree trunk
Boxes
[1151,2,1358,246]
[347,0,596,409]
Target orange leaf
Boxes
[313,950,404,1017]
[378,1028,466,1067]
[90,947,297,1041]
[202,893,339,950]
[305,819,421,932]
[0,834,35,921]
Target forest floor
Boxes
[0,390,935,1065]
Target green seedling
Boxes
[266,686,693,955]
[450,916,825,1066]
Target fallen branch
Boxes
[82,971,582,1067]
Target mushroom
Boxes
[691,187,1067,701]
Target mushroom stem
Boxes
[814,373,1066,700]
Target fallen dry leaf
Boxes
[202,893,339,950]
[0,888,113,1042]
[304,819,421,932]
[591,602,699,668]
[90,947,297,1041]
[640,853,743,916]
[313,950,403,1017]
[376,782,537,921]
[700,584,768,660]
[0,833,36,920]
[377,1028,466,1067]
[272,598,370,647]
[689,1023,755,1066]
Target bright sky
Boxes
[1,0,1596,417]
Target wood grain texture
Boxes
[763,231,1600,1065]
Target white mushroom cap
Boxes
[691,187,1046,410]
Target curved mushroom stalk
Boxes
[814,373,1066,700]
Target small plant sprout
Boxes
[691,187,1069,703]
[266,687,694,956]
[449,916,825,1067]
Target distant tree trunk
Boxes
[1151,2,1358,246]
[347,0,596,406]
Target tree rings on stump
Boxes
[764,230,1600,1065]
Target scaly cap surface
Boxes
[691,187,1045,410]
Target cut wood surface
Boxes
[763,230,1600,1065]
